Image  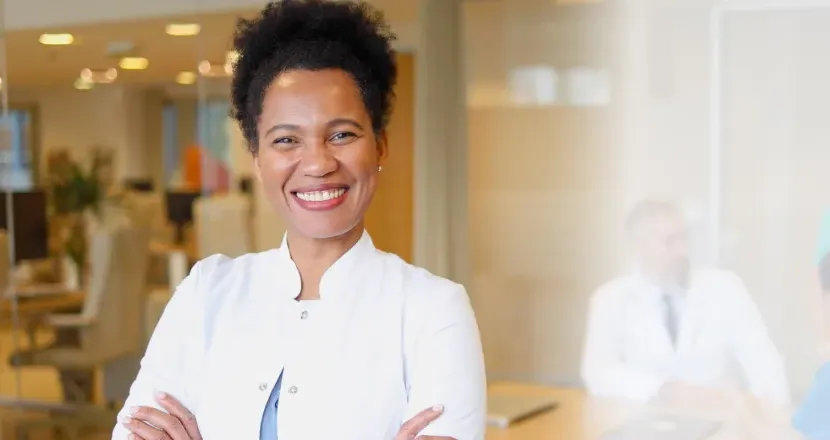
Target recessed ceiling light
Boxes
[199,60,232,77]
[224,51,240,74]
[165,23,201,37]
[81,68,118,84]
[176,71,197,85]
[119,57,149,70]
[39,33,74,45]
[74,77,94,90]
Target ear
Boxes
[376,131,389,168]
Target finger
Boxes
[121,415,169,440]
[129,406,189,440]
[156,392,202,440]
[397,405,444,440]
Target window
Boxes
[0,108,36,190]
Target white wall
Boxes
[10,85,153,181]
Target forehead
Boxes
[259,69,366,123]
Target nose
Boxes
[299,139,337,178]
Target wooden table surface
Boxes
[485,383,804,440]
[0,284,84,316]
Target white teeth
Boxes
[295,188,346,202]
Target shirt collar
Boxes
[273,230,376,301]
[631,272,686,299]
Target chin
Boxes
[293,219,363,240]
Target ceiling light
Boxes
[74,77,94,90]
[39,33,74,45]
[80,68,118,84]
[176,71,197,85]
[224,51,240,75]
[198,61,212,75]
[165,23,201,37]
[119,57,149,70]
[198,60,231,78]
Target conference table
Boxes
[486,383,804,440]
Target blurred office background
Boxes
[0,0,826,438]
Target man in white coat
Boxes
[581,200,790,407]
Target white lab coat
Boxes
[581,268,790,406]
[112,231,487,439]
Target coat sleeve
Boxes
[726,275,791,407]
[403,277,487,440]
[581,286,666,402]
[111,257,212,439]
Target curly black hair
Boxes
[231,0,397,154]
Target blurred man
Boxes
[581,200,790,407]
[793,210,830,439]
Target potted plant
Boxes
[45,147,113,287]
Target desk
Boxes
[0,284,83,316]
[485,383,803,440]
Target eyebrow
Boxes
[264,118,365,136]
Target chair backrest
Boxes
[194,193,252,258]
[80,224,150,362]
[122,192,167,236]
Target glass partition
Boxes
[464,0,830,437]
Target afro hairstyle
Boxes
[230,0,398,154]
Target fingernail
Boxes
[432,404,444,412]
[129,406,139,416]
[156,391,167,400]
[120,415,132,424]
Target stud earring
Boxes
[378,166,383,172]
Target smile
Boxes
[291,186,349,211]
[295,188,346,202]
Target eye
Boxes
[272,137,298,149]
[329,131,358,144]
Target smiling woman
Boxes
[111,1,486,440]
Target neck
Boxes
[286,224,364,300]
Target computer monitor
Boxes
[0,190,49,263]
[165,191,201,243]
[124,178,154,193]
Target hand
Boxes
[121,392,202,440]
[395,405,456,440]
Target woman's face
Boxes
[254,69,386,240]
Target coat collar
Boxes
[268,229,377,301]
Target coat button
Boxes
[287,385,298,394]
[258,383,268,391]
[300,310,308,320]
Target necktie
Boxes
[662,292,679,347]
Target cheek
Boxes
[256,151,297,194]
[342,143,380,179]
